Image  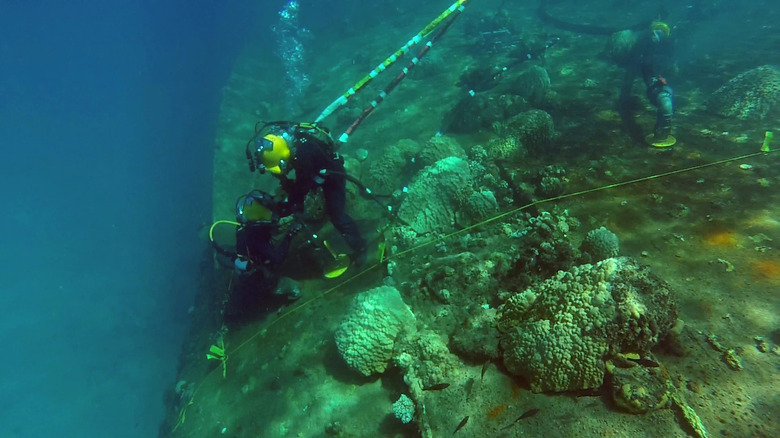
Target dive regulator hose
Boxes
[538,0,665,35]
[209,220,240,258]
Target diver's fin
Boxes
[646,134,676,148]
[323,253,350,279]
[321,240,350,279]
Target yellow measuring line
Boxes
[172,147,775,432]
[315,0,470,122]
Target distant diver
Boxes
[538,2,676,146]
[609,21,676,147]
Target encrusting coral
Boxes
[364,138,421,190]
[498,257,677,393]
[494,109,555,156]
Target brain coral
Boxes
[514,65,551,105]
[335,285,417,376]
[456,189,499,226]
[485,135,526,163]
[498,257,677,393]
[365,138,421,190]
[581,226,620,262]
[417,135,466,168]
[398,156,473,234]
[495,109,554,155]
[708,65,780,120]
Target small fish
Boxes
[453,416,469,435]
[627,356,660,368]
[500,408,540,430]
[481,359,491,379]
[464,378,475,399]
[423,382,450,391]
[519,408,540,420]
[575,388,601,398]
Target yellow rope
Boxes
[390,148,776,259]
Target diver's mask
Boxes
[236,190,278,225]
[246,122,297,174]
[649,21,670,44]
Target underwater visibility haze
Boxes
[172,0,779,437]
[0,1,265,437]
[3,0,778,437]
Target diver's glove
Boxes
[287,221,303,237]
[287,215,305,237]
[234,257,253,275]
[275,277,302,301]
[313,169,327,185]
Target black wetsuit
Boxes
[277,130,366,254]
[235,223,293,269]
[618,31,675,139]
[227,223,295,324]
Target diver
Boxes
[208,189,304,325]
[614,21,676,147]
[246,121,367,265]
[233,190,303,301]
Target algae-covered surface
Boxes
[162,1,778,437]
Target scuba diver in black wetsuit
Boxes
[233,191,299,275]
[614,21,676,147]
[232,190,303,300]
[245,121,368,265]
[208,190,304,324]
[537,3,676,146]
